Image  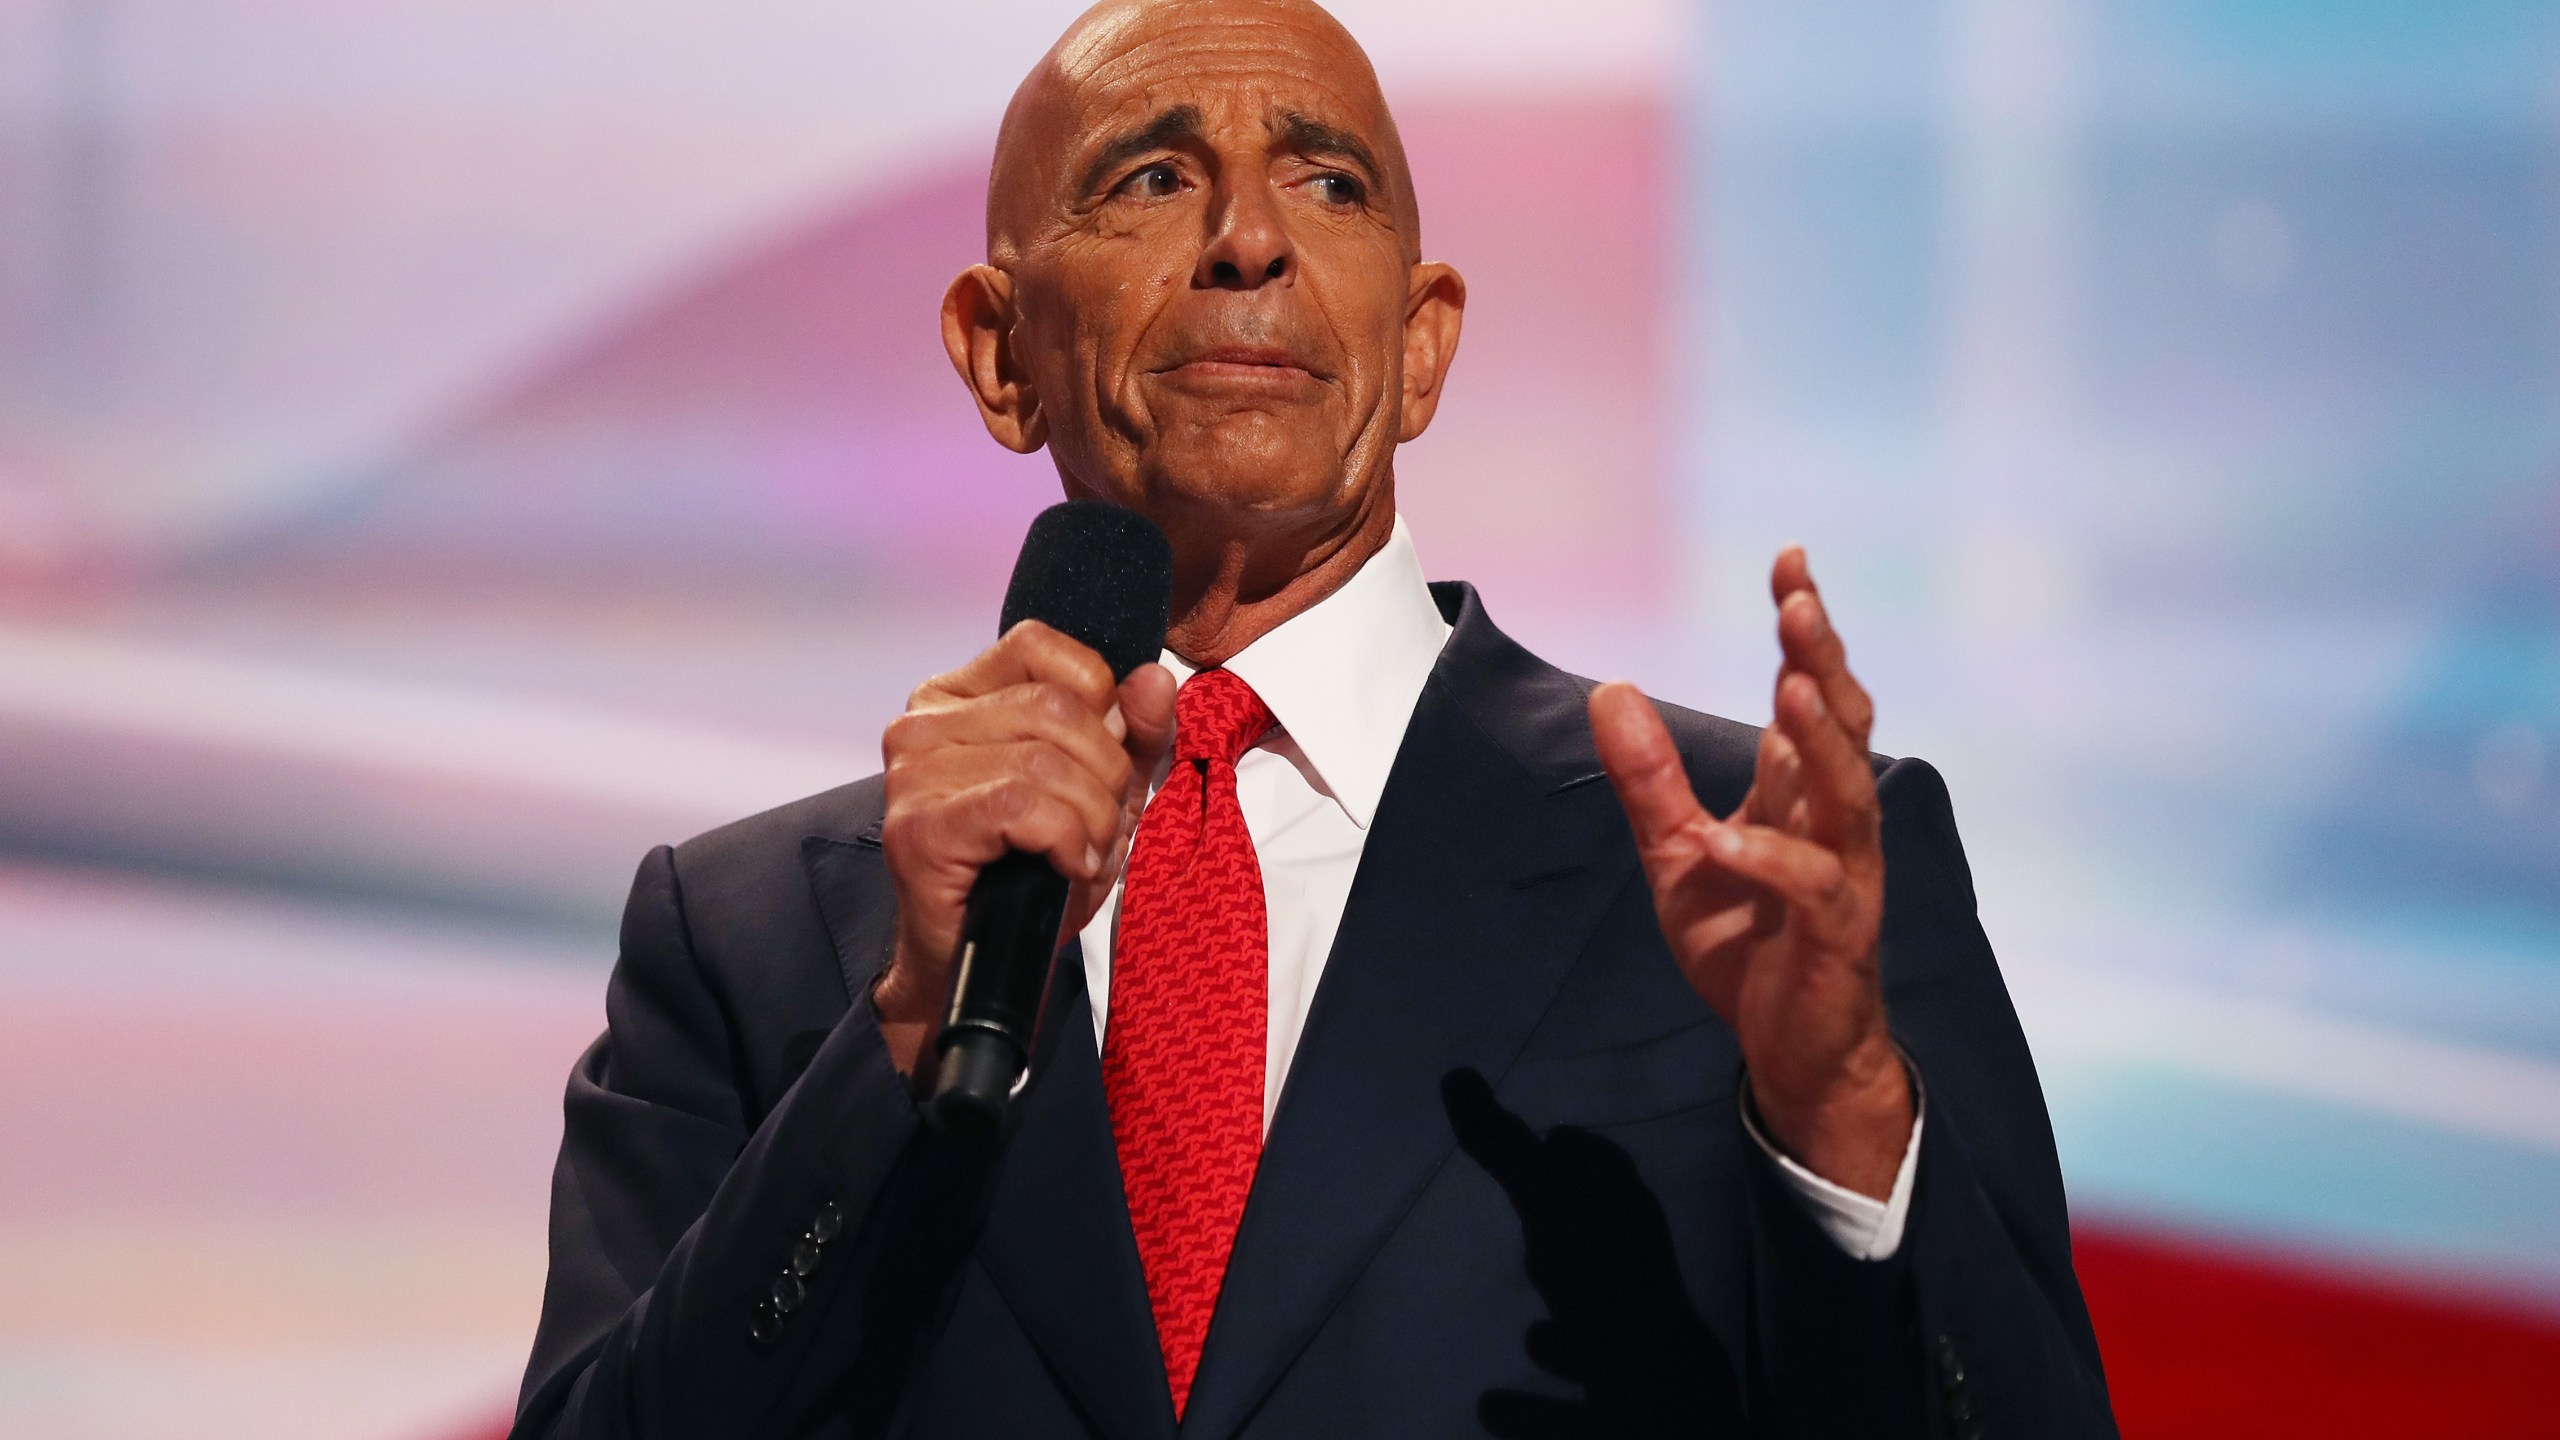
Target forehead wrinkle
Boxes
[1078,11,1416,255]
[1047,0,1153,76]
[989,0,1422,261]
[1059,10,1301,106]
[1101,55,1334,90]
[1076,52,1395,182]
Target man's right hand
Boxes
[871,620,1176,1078]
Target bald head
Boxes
[987,0,1421,264]
[939,0,1464,663]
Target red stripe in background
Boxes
[443,1225,2560,1440]
[2075,1226,2560,1438]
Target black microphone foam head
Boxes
[999,500,1175,681]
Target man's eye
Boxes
[1311,173,1364,207]
[1119,163,1181,199]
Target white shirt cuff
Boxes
[1738,1064,1924,1262]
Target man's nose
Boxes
[1194,179,1293,290]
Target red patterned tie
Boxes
[1103,667,1275,1417]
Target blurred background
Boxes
[2,0,2556,1435]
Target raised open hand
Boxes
[1588,548,1912,1197]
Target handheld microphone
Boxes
[927,500,1174,1136]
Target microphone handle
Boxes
[927,850,1072,1136]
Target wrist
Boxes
[871,943,945,1082]
[1749,1037,1914,1201]
[872,946,941,1027]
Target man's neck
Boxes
[1159,488,1397,669]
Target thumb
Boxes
[1119,663,1177,774]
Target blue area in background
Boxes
[1692,0,2560,1282]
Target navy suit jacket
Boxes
[513,583,2117,1439]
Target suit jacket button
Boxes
[750,1300,783,1347]
[1935,1333,1965,1388]
[790,1237,824,1277]
[811,1202,846,1244]
[772,1272,806,1315]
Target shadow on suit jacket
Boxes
[511,583,2119,1440]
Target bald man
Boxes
[512,3,2117,1437]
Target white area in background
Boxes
[0,621,866,820]
[0,619,875,920]
[2019,948,2560,1159]
[0,845,605,986]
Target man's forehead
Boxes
[987,0,1416,258]
[1052,0,1365,81]
[1048,7,1386,156]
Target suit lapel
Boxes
[1177,585,1639,1440]
[975,944,1179,1440]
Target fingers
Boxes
[880,625,1152,993]
[1764,548,1881,858]
[1596,672,1878,1039]
[1774,671,1880,858]
[1770,552,1875,747]
[1769,542,1812,606]
[1746,724,1806,834]
[983,742,1123,864]
[1699,818,1865,941]
[888,681,1132,792]
[886,739,1122,876]
[897,622,1131,869]
[932,769,1117,881]
[1589,681,1711,857]
[917,619,1122,718]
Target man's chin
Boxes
[1135,448,1356,524]
[1131,414,1351,509]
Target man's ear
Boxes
[941,264,1048,454]
[1396,261,1467,443]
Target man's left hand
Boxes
[1588,547,1913,1199]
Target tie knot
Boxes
[1173,668,1274,765]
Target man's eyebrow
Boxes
[1076,105,1206,197]
[1272,112,1383,189]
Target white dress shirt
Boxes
[1075,515,1921,1260]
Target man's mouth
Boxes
[1155,345,1322,381]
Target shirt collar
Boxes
[1157,513,1450,830]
